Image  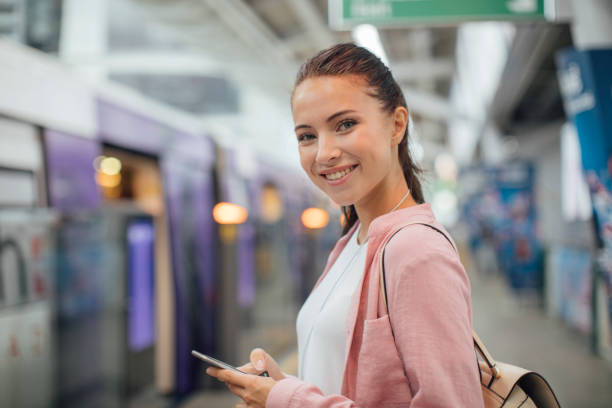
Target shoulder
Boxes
[384,223,457,263]
[382,224,469,291]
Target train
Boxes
[0,38,341,407]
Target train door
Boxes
[252,180,298,359]
[96,98,219,396]
[97,147,166,401]
[162,143,218,394]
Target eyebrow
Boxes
[294,109,356,132]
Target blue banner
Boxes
[557,47,612,357]
[461,161,542,292]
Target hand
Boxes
[207,366,276,408]
[206,348,284,408]
[237,348,286,381]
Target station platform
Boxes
[137,264,612,408]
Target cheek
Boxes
[298,147,315,174]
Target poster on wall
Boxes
[460,161,543,292]
[548,246,592,334]
[0,211,56,408]
[557,47,612,358]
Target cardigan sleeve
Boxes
[266,377,357,408]
[383,225,484,407]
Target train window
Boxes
[0,168,37,207]
[96,148,163,215]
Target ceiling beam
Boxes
[488,24,562,129]
[402,86,472,122]
[134,0,299,87]
[392,58,455,82]
[286,0,336,50]
[283,31,316,54]
[202,0,296,66]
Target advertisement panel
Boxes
[0,211,56,408]
[557,47,612,358]
[547,247,592,334]
[460,161,543,292]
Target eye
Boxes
[297,133,316,143]
[337,119,357,132]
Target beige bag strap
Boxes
[379,222,501,380]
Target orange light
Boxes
[261,185,283,223]
[340,213,346,227]
[213,202,248,224]
[95,171,121,188]
[301,208,329,229]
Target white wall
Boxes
[0,39,96,138]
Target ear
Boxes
[391,106,408,146]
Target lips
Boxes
[320,165,357,183]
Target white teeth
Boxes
[325,167,353,180]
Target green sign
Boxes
[329,0,545,29]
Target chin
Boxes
[326,193,357,208]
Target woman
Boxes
[206,43,484,407]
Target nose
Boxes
[315,133,341,165]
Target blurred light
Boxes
[213,202,248,224]
[100,156,122,175]
[93,155,105,171]
[352,24,389,65]
[435,152,458,182]
[302,208,329,229]
[95,171,122,188]
[261,185,283,223]
[340,213,346,227]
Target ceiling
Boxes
[103,0,572,165]
[130,0,458,142]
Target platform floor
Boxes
[175,268,612,408]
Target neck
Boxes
[354,178,416,244]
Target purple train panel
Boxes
[162,135,217,394]
[96,99,171,155]
[44,130,101,211]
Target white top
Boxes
[296,228,368,396]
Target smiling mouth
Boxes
[322,165,357,181]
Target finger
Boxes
[205,367,221,378]
[250,348,268,372]
[233,404,247,408]
[236,362,258,374]
[217,369,250,388]
[227,382,246,400]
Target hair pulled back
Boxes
[293,43,424,235]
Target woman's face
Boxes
[292,75,405,207]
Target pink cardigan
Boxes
[266,204,484,407]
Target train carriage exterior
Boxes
[0,37,337,407]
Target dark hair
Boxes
[292,43,424,235]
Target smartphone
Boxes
[192,350,269,377]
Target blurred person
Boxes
[206,43,483,407]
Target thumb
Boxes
[250,348,268,371]
[250,348,283,379]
